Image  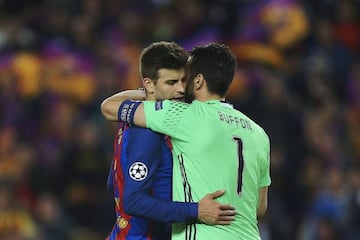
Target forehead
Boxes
[157,68,185,80]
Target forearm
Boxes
[257,186,268,217]
[101,89,145,121]
[124,191,198,223]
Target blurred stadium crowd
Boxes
[0,0,360,239]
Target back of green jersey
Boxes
[143,99,271,240]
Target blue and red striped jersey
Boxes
[106,123,197,240]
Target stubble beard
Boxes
[184,81,195,103]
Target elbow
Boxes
[123,201,135,216]
[257,186,269,218]
[257,203,267,218]
[257,209,267,218]
[100,99,117,121]
[123,194,139,216]
[123,199,136,216]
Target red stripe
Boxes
[111,124,154,240]
[164,135,173,150]
[113,124,133,238]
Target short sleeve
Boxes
[143,100,189,138]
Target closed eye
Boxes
[165,80,180,85]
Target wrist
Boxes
[137,88,146,100]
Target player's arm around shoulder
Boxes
[100,89,147,127]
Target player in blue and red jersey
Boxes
[104,42,236,240]
[103,43,270,240]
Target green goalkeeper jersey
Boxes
[143,99,271,240]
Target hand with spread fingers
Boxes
[198,190,236,225]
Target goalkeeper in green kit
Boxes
[101,43,271,240]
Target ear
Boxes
[194,74,205,90]
[143,78,154,93]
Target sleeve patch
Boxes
[129,162,148,181]
[155,101,163,110]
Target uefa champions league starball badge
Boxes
[129,162,148,181]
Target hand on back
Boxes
[198,190,236,225]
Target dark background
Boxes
[0,0,360,239]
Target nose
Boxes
[176,80,185,93]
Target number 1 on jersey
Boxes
[233,136,244,195]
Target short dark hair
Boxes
[188,43,237,97]
[140,41,188,82]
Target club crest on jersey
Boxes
[155,101,163,110]
[117,216,128,229]
[129,162,148,181]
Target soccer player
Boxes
[104,42,236,240]
[102,43,271,239]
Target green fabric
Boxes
[144,99,271,240]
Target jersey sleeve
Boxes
[122,127,197,223]
[143,100,189,138]
[259,129,271,187]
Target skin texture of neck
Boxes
[195,87,223,102]
[145,95,154,101]
[145,89,156,101]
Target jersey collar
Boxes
[203,99,233,108]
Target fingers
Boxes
[199,190,238,226]
[219,209,236,216]
[214,216,236,225]
[219,204,235,210]
[216,207,236,225]
[209,190,225,199]
[215,221,231,225]
[214,220,233,225]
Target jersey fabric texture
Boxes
[106,123,198,240]
[143,99,271,240]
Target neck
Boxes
[146,93,155,101]
[195,91,223,102]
